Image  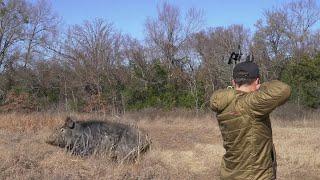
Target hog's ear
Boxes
[65,117,75,129]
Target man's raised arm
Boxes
[245,80,291,117]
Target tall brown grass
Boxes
[0,106,319,179]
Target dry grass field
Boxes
[0,106,319,180]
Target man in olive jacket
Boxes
[210,62,291,180]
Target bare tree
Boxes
[62,19,124,112]
[145,2,205,110]
[23,0,60,68]
[253,12,289,80]
[0,0,28,70]
[255,11,288,59]
[284,0,320,57]
[145,2,204,72]
[123,36,151,88]
[64,19,114,87]
[252,0,320,79]
[194,25,250,89]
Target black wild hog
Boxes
[46,117,151,162]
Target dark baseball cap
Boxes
[233,61,260,79]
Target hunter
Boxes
[210,61,291,180]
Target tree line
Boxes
[0,0,319,113]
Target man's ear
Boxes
[232,80,236,87]
[256,78,260,84]
[255,78,261,90]
[232,80,240,88]
[65,117,75,129]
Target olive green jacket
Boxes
[210,80,291,180]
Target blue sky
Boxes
[50,0,293,40]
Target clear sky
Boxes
[50,0,294,40]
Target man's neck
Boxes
[235,85,254,93]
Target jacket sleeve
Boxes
[245,80,291,117]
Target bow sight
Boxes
[228,45,242,65]
[228,45,254,64]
